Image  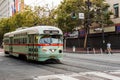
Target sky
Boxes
[24,0,63,9]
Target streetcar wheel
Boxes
[4,51,10,56]
[55,59,62,64]
[19,54,27,60]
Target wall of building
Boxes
[20,0,24,12]
[15,0,24,12]
[65,32,120,49]
[0,0,10,18]
[106,0,120,24]
[0,0,24,18]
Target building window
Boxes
[113,3,119,18]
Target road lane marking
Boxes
[55,75,79,80]
[33,74,79,80]
[33,70,120,80]
[82,72,120,80]
[109,70,120,74]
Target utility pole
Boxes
[100,5,105,52]
[84,0,91,50]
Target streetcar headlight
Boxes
[49,49,56,52]
[42,48,47,52]
[51,49,55,52]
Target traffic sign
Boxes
[79,13,84,19]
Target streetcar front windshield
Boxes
[39,35,63,44]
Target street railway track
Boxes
[4,56,94,74]
[1,57,120,80]
[65,54,120,67]
[64,59,119,71]
[3,54,120,75]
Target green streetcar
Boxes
[3,26,63,62]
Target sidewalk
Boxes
[64,48,120,54]
[0,48,4,52]
[1,48,120,54]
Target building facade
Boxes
[106,0,120,24]
[0,0,10,18]
[65,0,120,49]
[0,0,24,18]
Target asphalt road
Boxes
[0,52,120,80]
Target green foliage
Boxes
[55,0,113,32]
[0,7,41,35]
[0,0,113,36]
[56,0,85,32]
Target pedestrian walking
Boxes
[107,41,112,54]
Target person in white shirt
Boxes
[107,42,112,54]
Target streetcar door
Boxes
[28,34,35,54]
[9,37,13,53]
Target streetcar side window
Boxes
[4,39,9,44]
[29,35,38,43]
[29,35,34,43]
[21,38,27,44]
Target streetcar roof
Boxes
[4,26,63,37]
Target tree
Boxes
[34,5,57,26]
[56,0,85,32]
[55,0,113,32]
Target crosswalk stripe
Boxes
[109,70,120,74]
[33,74,79,80]
[84,72,120,80]
[33,70,120,80]
[110,72,120,74]
[55,75,79,80]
